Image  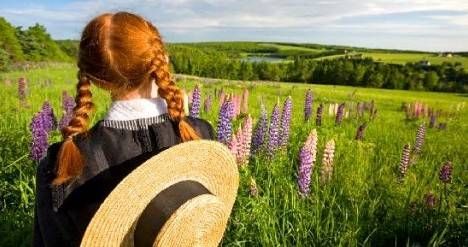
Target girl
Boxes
[33,12,214,246]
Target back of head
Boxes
[53,12,199,185]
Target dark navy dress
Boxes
[33,115,214,246]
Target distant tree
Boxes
[0,17,24,62]
[423,71,439,90]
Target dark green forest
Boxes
[0,16,466,93]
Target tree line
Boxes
[168,45,467,93]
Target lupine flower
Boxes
[328,103,334,116]
[424,192,437,209]
[239,115,253,165]
[413,123,426,155]
[429,113,436,128]
[249,177,259,197]
[203,95,212,113]
[316,103,323,126]
[228,132,239,159]
[183,91,189,115]
[439,161,453,184]
[357,102,365,117]
[219,89,226,105]
[18,77,27,103]
[241,88,249,114]
[398,143,411,181]
[279,96,292,148]
[41,101,57,132]
[335,103,345,125]
[190,85,201,118]
[217,100,233,145]
[29,111,49,162]
[59,93,76,131]
[232,95,241,118]
[251,102,268,154]
[355,123,367,141]
[297,129,318,196]
[304,89,313,121]
[320,139,335,184]
[227,95,236,119]
[267,103,281,156]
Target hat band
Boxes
[134,180,212,246]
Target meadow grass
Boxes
[0,65,467,246]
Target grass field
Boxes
[0,65,467,246]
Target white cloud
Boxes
[0,0,467,50]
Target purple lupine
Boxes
[279,96,292,148]
[424,192,437,209]
[203,95,212,113]
[267,103,281,156]
[251,102,268,154]
[304,89,313,121]
[216,100,233,145]
[316,103,323,126]
[29,111,49,162]
[320,139,335,184]
[413,123,426,155]
[297,129,318,196]
[399,143,411,181]
[59,91,76,130]
[429,113,436,128]
[190,85,201,118]
[241,88,249,114]
[335,103,345,125]
[18,77,27,103]
[439,161,453,184]
[226,95,236,119]
[41,101,57,132]
[355,122,367,141]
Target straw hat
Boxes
[81,140,239,246]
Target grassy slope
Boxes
[0,66,467,246]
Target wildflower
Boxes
[399,143,411,181]
[228,132,239,159]
[429,113,436,128]
[424,192,437,209]
[413,123,426,155]
[267,103,281,156]
[297,129,318,196]
[241,88,249,114]
[355,122,367,141]
[316,103,323,126]
[320,139,335,184]
[249,177,259,197]
[203,95,212,113]
[439,161,453,184]
[239,115,253,165]
[29,111,49,162]
[251,102,268,154]
[41,101,57,132]
[335,103,345,125]
[216,100,233,145]
[279,96,292,148]
[18,77,27,103]
[189,85,201,118]
[304,89,313,121]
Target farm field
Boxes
[0,65,467,246]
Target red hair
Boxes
[53,12,199,185]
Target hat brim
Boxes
[81,140,239,246]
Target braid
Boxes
[151,48,199,141]
[53,73,94,185]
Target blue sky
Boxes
[1,0,468,51]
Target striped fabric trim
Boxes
[100,114,170,130]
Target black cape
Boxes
[33,115,215,246]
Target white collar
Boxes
[104,97,168,121]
